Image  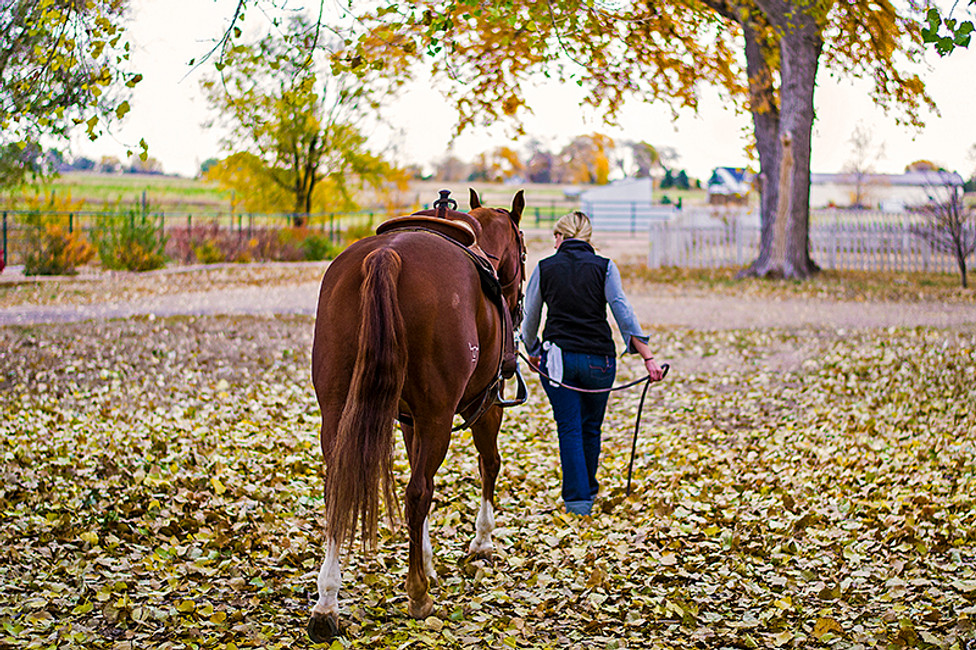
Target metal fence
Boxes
[0,208,386,268]
[0,198,593,269]
[648,210,968,274]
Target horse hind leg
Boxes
[468,406,502,560]
[402,416,452,619]
[405,472,436,619]
[404,423,438,586]
[308,410,345,642]
[308,538,342,643]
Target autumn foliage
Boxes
[1,266,975,647]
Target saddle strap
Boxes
[499,299,517,380]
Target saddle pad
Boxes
[375,215,477,247]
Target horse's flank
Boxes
[312,231,501,550]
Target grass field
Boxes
[4,172,233,213]
[2,173,711,217]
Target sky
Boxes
[73,0,976,182]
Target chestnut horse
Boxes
[307,189,526,641]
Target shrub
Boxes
[300,231,340,261]
[343,221,375,245]
[93,207,168,272]
[23,219,95,276]
[192,239,226,264]
[165,223,343,264]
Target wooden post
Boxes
[647,222,661,268]
[735,213,743,266]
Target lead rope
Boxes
[517,350,670,496]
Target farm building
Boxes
[810,170,964,211]
[579,178,674,232]
[707,167,754,205]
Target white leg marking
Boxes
[468,498,495,555]
[423,517,436,579]
[312,540,341,617]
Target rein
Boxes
[519,350,670,496]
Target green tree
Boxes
[675,169,691,190]
[201,16,394,225]
[0,0,142,188]
[629,141,660,179]
[325,0,930,279]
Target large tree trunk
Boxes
[702,0,783,277]
[750,0,822,278]
[738,7,780,276]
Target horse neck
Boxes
[483,218,523,314]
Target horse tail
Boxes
[325,247,405,550]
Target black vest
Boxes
[538,239,615,356]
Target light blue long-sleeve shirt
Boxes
[520,255,648,357]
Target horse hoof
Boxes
[307,612,342,643]
[408,595,434,619]
[463,549,494,563]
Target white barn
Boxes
[810,170,964,211]
[579,178,674,232]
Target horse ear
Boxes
[469,188,481,210]
[510,190,524,225]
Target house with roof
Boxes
[707,167,754,205]
[578,177,674,232]
[809,170,964,211]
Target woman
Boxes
[521,211,665,516]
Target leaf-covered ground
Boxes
[2,309,976,648]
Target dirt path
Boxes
[3,231,976,330]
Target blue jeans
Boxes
[541,349,615,515]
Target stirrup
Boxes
[494,365,528,408]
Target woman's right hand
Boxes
[529,356,541,373]
[644,357,665,382]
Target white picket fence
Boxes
[647,209,965,273]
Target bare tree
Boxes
[910,177,976,288]
[844,123,885,208]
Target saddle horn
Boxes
[433,189,458,211]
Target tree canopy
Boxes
[0,0,142,187]
[327,0,932,278]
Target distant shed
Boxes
[579,178,674,232]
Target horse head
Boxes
[468,188,526,324]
